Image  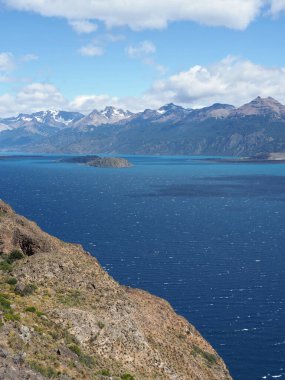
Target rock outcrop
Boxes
[0,200,232,380]
[61,156,132,168]
[87,157,132,168]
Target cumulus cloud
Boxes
[69,19,98,34]
[2,57,285,117]
[69,57,285,112]
[79,44,104,57]
[4,0,268,30]
[0,83,67,116]
[147,56,285,107]
[0,52,15,72]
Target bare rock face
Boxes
[0,200,232,380]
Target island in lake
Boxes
[62,155,133,168]
[200,152,285,164]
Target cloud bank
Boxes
[2,57,285,116]
[4,0,270,30]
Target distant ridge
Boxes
[0,97,285,156]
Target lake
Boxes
[0,154,285,380]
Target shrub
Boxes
[15,283,37,296]
[68,344,81,356]
[0,261,12,272]
[58,290,81,307]
[68,344,95,368]
[25,306,37,313]
[191,345,217,365]
[121,374,135,380]
[0,294,11,312]
[30,362,58,379]
[97,321,105,329]
[4,312,20,322]
[7,250,24,264]
[100,369,111,376]
[6,277,17,285]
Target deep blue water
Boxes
[0,155,285,380]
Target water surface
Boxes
[0,155,284,380]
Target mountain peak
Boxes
[234,96,285,117]
[74,106,132,129]
[101,106,131,118]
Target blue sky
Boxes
[1,0,285,116]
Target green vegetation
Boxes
[191,345,217,365]
[4,312,21,322]
[68,344,95,368]
[0,293,21,322]
[97,321,105,329]
[121,374,135,380]
[0,250,24,272]
[15,283,37,296]
[100,369,111,376]
[58,290,82,307]
[30,361,58,379]
[0,260,12,272]
[0,293,11,312]
[6,277,17,285]
[7,250,24,264]
[25,306,37,313]
[68,344,81,356]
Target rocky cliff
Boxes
[0,200,232,380]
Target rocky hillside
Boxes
[0,200,232,380]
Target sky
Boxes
[1,0,285,116]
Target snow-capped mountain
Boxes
[0,110,84,131]
[1,97,285,156]
[74,106,133,129]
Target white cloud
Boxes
[21,53,39,62]
[0,52,15,72]
[69,19,98,34]
[78,33,124,57]
[152,56,285,107]
[4,0,267,30]
[126,41,156,59]
[126,41,166,73]
[70,57,285,111]
[2,57,285,117]
[0,83,67,116]
[70,94,120,114]
[270,0,285,14]
[79,44,104,57]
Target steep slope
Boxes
[0,200,232,380]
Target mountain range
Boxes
[1,96,285,155]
